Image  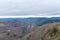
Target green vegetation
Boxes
[48,26,58,37]
[0,24,5,27]
[41,26,60,40]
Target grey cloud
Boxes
[0,0,60,16]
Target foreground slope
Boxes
[0,22,60,40]
[22,22,60,40]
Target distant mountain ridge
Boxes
[0,17,60,26]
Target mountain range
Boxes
[0,17,60,40]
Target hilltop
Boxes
[22,22,60,40]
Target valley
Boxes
[0,17,60,40]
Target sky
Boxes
[0,0,60,16]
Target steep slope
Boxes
[0,20,37,38]
[22,22,60,40]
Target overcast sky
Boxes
[0,0,60,16]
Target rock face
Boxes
[22,22,60,40]
[0,22,60,40]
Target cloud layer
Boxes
[0,0,60,16]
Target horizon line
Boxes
[0,15,60,18]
